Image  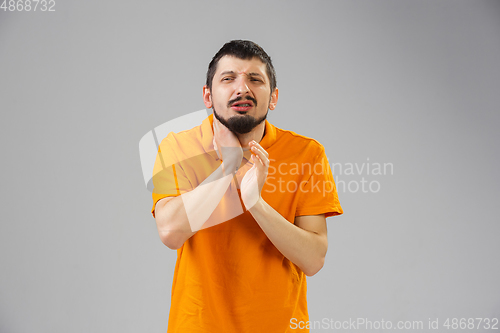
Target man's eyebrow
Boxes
[218,71,265,79]
[219,71,236,76]
[248,72,265,79]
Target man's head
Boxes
[203,40,278,135]
[206,40,277,93]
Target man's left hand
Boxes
[240,140,269,210]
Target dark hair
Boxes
[206,40,277,93]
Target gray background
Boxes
[1,0,499,332]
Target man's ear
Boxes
[269,87,279,110]
[203,85,212,108]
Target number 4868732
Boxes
[1,0,56,11]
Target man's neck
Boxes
[237,121,266,149]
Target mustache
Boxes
[227,96,258,108]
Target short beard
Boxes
[213,107,268,135]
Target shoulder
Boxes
[159,122,203,148]
[272,126,326,158]
[157,122,207,162]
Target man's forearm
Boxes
[155,158,240,249]
[248,198,328,276]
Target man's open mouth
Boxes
[231,101,254,111]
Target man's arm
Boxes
[249,201,328,276]
[241,140,329,276]
[154,117,243,250]
[154,163,236,249]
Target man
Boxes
[151,40,343,332]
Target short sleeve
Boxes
[151,134,192,217]
[295,148,343,218]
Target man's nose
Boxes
[236,77,250,95]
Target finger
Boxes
[250,152,262,168]
[252,151,268,168]
[251,149,267,169]
[251,145,269,166]
[250,140,269,157]
[250,146,269,162]
[213,139,220,159]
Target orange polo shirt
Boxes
[151,114,343,333]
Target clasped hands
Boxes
[213,117,269,210]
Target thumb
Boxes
[213,137,220,159]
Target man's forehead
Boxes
[216,55,266,75]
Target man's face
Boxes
[203,55,278,134]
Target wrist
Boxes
[221,152,243,173]
[221,158,238,175]
[221,160,236,175]
[248,196,265,215]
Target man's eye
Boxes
[251,78,262,82]
[222,77,233,81]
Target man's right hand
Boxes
[213,117,243,174]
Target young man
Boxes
[152,40,343,332]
